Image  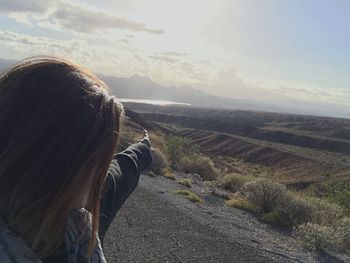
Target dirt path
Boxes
[102,175,329,263]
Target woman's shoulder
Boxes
[65,208,106,263]
[0,210,106,263]
[0,217,41,263]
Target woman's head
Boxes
[0,56,123,258]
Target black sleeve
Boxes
[98,138,152,243]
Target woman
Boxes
[0,57,152,262]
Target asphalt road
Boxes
[102,175,319,263]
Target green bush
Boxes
[307,179,350,209]
[180,155,218,181]
[178,179,192,188]
[175,190,203,203]
[261,211,285,225]
[241,179,287,213]
[166,136,198,164]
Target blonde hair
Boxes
[0,56,123,258]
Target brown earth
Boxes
[124,103,350,186]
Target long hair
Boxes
[0,56,123,258]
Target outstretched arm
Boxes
[99,131,152,243]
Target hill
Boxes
[124,103,350,187]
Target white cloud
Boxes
[0,0,49,14]
[50,2,164,34]
[0,0,164,35]
[148,55,178,63]
[0,31,102,64]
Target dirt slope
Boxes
[102,175,341,263]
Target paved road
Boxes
[103,175,315,263]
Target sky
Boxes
[0,0,349,118]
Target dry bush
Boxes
[274,193,314,227]
[337,217,350,250]
[180,155,218,181]
[309,198,345,226]
[221,173,253,192]
[161,168,176,180]
[225,197,257,213]
[175,190,203,203]
[242,179,287,213]
[149,132,167,153]
[118,127,141,151]
[297,222,349,253]
[150,148,168,174]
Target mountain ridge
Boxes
[98,73,306,115]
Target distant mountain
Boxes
[0,58,347,118]
[98,73,287,113]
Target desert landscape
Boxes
[125,102,350,186]
[1,1,350,262]
[102,102,350,262]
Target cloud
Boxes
[0,0,49,14]
[277,85,350,106]
[134,54,146,63]
[0,0,164,35]
[0,30,75,49]
[159,51,188,57]
[279,86,318,97]
[0,30,102,62]
[118,39,129,45]
[148,55,178,63]
[51,2,164,34]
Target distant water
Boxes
[119,98,191,106]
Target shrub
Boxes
[225,197,257,213]
[274,193,314,227]
[241,179,287,213]
[149,132,167,153]
[337,217,350,250]
[166,136,198,164]
[296,223,348,253]
[261,211,285,225]
[178,179,192,188]
[118,127,141,151]
[175,190,203,203]
[180,155,218,181]
[161,168,176,180]
[150,148,168,174]
[307,179,350,209]
[221,173,253,192]
[308,198,345,226]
